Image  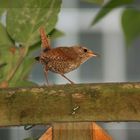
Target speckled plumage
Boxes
[35,27,98,84]
[40,46,94,74]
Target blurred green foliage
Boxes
[122,8,140,45]
[92,0,133,25]
[83,0,104,5]
[24,137,38,140]
[0,0,63,87]
[90,0,140,46]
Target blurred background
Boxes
[0,0,140,139]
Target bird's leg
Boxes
[60,74,79,114]
[60,74,74,84]
[43,67,49,86]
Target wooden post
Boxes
[39,127,52,140]
[39,122,112,140]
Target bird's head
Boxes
[72,45,98,64]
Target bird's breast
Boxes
[47,60,80,74]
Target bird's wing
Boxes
[43,47,77,61]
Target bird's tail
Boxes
[39,27,51,50]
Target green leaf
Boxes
[82,0,104,5]
[0,47,18,82]
[0,0,9,8]
[0,24,14,82]
[24,137,38,140]
[0,63,7,69]
[9,56,38,87]
[6,0,62,47]
[122,9,140,45]
[0,48,36,87]
[0,8,6,16]
[92,0,134,25]
[0,23,12,46]
[49,28,64,38]
[11,57,34,82]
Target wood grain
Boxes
[92,122,112,140]
[39,122,112,140]
[39,127,52,140]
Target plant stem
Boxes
[6,47,28,82]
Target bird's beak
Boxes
[88,51,99,57]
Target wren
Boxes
[35,27,98,85]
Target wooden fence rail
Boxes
[0,82,140,127]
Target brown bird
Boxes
[35,27,98,85]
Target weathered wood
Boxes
[53,122,92,140]
[39,127,52,140]
[39,122,112,140]
[92,122,112,140]
[0,82,140,126]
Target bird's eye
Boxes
[83,48,87,52]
